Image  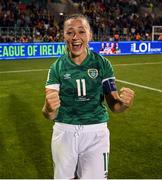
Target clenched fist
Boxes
[45,89,60,112]
[119,87,134,108]
[42,89,60,120]
[108,87,135,112]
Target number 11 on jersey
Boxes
[76,79,86,96]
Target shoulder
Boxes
[50,54,67,70]
[90,50,112,67]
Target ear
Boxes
[88,30,93,41]
[64,39,67,44]
[63,33,66,43]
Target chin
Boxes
[71,51,83,57]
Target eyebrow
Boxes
[66,26,86,30]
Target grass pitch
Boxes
[0,55,162,178]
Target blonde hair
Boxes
[63,14,91,31]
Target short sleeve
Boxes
[101,57,115,81]
[101,57,117,93]
[45,62,60,91]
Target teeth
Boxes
[72,43,81,45]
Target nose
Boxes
[72,32,79,40]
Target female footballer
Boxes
[42,14,134,179]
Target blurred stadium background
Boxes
[0,0,162,42]
[0,0,162,179]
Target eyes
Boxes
[66,30,86,36]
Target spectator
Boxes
[114,32,120,41]
[158,34,162,41]
[135,33,141,41]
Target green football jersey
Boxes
[46,50,115,125]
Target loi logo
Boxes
[131,42,151,53]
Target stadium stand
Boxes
[0,0,162,42]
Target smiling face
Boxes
[64,17,92,60]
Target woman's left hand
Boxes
[119,87,135,107]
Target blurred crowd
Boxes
[79,0,162,41]
[0,0,162,42]
[0,0,61,42]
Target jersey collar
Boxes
[65,48,91,67]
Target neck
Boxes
[70,49,88,65]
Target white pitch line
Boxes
[0,69,48,74]
[0,66,161,93]
[113,62,162,66]
[116,79,162,93]
[0,62,162,74]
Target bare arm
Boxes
[105,87,134,113]
[42,89,60,120]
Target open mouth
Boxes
[72,42,82,51]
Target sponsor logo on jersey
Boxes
[63,73,71,79]
[75,97,90,102]
[88,69,98,79]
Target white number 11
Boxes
[76,79,86,96]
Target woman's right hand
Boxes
[45,89,60,112]
[42,89,60,120]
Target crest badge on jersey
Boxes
[88,69,98,79]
